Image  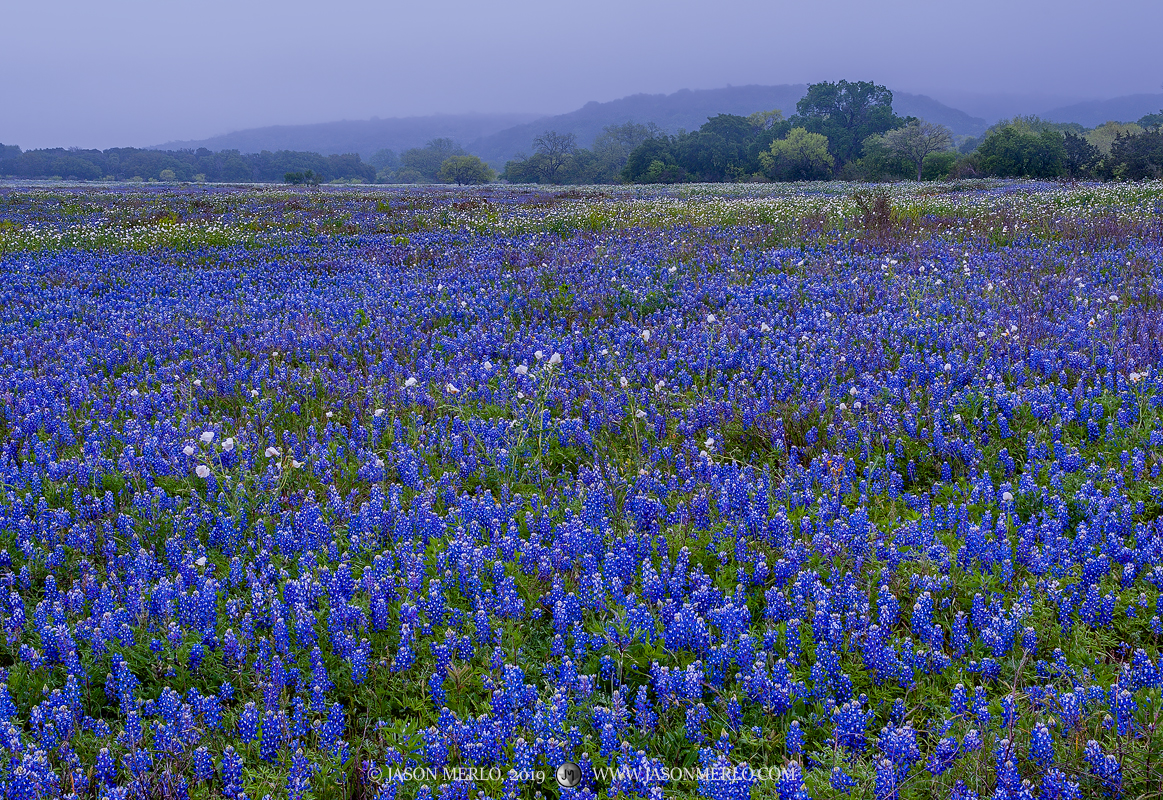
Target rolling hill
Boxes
[1042,93,1163,127]
[151,86,986,169]
[151,113,544,160]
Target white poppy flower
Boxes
[548,353,562,367]
[404,377,418,387]
[200,431,215,443]
[534,350,544,360]
[620,377,628,388]
[222,438,234,451]
[195,465,211,479]
[182,445,195,456]
[446,383,459,393]
[514,365,528,376]
[641,330,651,342]
[265,447,281,458]
[374,408,385,417]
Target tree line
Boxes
[0,146,378,184]
[503,81,1163,184]
[4,82,1161,185]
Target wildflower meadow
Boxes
[2,180,1163,800]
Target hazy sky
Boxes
[4,0,1161,149]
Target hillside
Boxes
[147,86,986,170]
[1043,93,1163,127]
[151,113,543,159]
[469,86,986,168]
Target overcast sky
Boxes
[4,0,1161,149]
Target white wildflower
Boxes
[195,465,211,479]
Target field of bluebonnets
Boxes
[2,179,1163,800]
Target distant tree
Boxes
[284,170,319,185]
[621,137,672,183]
[159,169,177,181]
[920,151,958,180]
[747,109,784,131]
[793,81,904,166]
[531,130,578,183]
[583,122,656,182]
[1105,129,1163,180]
[1138,110,1163,130]
[438,155,495,185]
[852,133,913,181]
[592,121,661,155]
[400,139,466,182]
[882,120,953,181]
[675,114,763,181]
[759,128,834,181]
[1062,133,1101,179]
[1085,121,1144,156]
[369,148,399,171]
[976,126,1066,178]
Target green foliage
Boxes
[503,122,663,184]
[1105,128,1163,180]
[1,146,376,183]
[1063,132,1102,179]
[920,150,958,180]
[1139,110,1163,129]
[369,148,399,171]
[437,155,495,185]
[758,127,834,181]
[621,112,788,183]
[975,126,1066,178]
[850,134,913,181]
[882,120,954,181]
[1086,121,1144,156]
[792,80,905,166]
[392,139,467,183]
[284,170,320,186]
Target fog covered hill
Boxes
[151,113,543,159]
[1043,93,1163,127]
[467,85,809,167]
[469,85,984,167]
[147,86,987,169]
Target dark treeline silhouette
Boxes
[0,146,376,183]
